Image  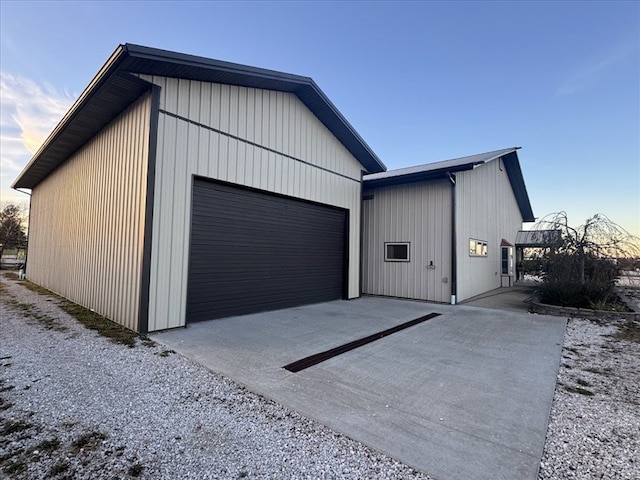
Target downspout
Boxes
[359,171,364,297]
[447,172,457,305]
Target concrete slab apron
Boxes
[152,297,566,480]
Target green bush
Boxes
[521,258,545,277]
[538,253,618,308]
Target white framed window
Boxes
[385,242,410,262]
[469,238,488,257]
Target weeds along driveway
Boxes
[153,297,567,480]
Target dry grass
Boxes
[1,273,139,347]
[2,271,20,281]
[70,431,107,453]
[614,320,640,343]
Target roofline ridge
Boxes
[123,43,315,85]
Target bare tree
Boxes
[533,212,640,283]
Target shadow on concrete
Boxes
[461,282,539,313]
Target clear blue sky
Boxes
[1,0,638,235]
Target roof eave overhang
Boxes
[364,147,536,223]
[363,163,477,189]
[502,151,535,222]
[12,46,153,189]
[13,43,385,190]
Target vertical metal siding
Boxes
[362,180,452,303]
[138,76,363,331]
[26,94,152,331]
[455,159,523,301]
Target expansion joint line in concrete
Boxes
[283,313,440,372]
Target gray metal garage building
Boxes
[13,44,536,333]
[12,44,385,333]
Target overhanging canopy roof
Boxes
[515,229,563,247]
[13,44,386,189]
[363,147,535,222]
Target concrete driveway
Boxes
[152,296,566,480]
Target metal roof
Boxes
[12,44,385,189]
[363,147,535,222]
[364,147,518,182]
[515,229,563,247]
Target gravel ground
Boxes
[537,314,640,479]
[0,274,428,479]
[1,273,639,479]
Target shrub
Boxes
[538,253,618,308]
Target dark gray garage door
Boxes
[186,179,347,322]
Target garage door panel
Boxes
[187,179,346,322]
[188,286,341,312]
[187,250,344,266]
[188,269,343,284]
[189,283,341,307]
[188,266,344,279]
[190,214,343,235]
[189,237,344,250]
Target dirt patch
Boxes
[613,320,640,343]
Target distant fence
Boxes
[0,249,27,269]
[617,270,640,288]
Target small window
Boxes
[385,242,410,262]
[469,238,488,257]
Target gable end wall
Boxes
[138,76,364,331]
